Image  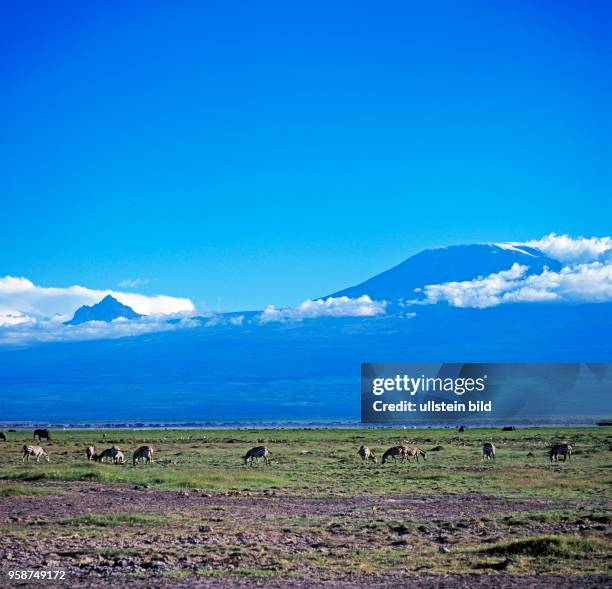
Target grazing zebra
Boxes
[133,446,154,466]
[33,428,51,442]
[0,432,6,441]
[482,442,496,460]
[381,445,407,464]
[357,445,377,463]
[243,446,271,465]
[21,445,49,463]
[548,442,572,462]
[95,446,122,463]
[403,446,427,462]
[86,445,96,461]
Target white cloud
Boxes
[0,276,195,323]
[418,261,612,308]
[118,278,150,289]
[260,295,386,323]
[502,233,612,264]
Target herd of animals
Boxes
[0,428,574,466]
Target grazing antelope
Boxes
[404,446,427,462]
[86,445,96,461]
[95,446,122,463]
[482,442,496,460]
[133,446,154,466]
[243,446,271,465]
[22,445,49,463]
[381,445,407,464]
[548,442,572,462]
[113,450,125,464]
[357,445,377,463]
[0,432,6,441]
[33,428,51,442]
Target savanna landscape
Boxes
[0,426,610,588]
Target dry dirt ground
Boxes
[0,482,610,588]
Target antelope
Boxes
[357,445,377,463]
[482,442,496,460]
[403,446,427,462]
[86,445,96,461]
[113,450,125,464]
[548,442,572,462]
[33,428,51,442]
[381,445,407,464]
[133,446,154,466]
[243,446,271,465]
[22,445,49,463]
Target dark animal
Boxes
[243,446,271,465]
[381,445,407,464]
[548,442,572,462]
[458,426,465,433]
[33,428,51,441]
[0,432,6,441]
[502,426,516,432]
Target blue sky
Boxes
[1,1,610,311]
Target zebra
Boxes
[548,442,572,462]
[403,446,427,462]
[482,442,496,460]
[33,428,51,442]
[86,445,96,461]
[381,445,407,464]
[243,446,271,466]
[95,446,122,463]
[21,445,49,463]
[133,446,154,466]
[357,445,377,463]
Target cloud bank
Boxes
[500,233,612,264]
[0,276,194,326]
[260,295,386,323]
[420,261,612,308]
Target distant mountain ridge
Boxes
[64,295,143,325]
[328,243,562,301]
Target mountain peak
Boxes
[64,295,143,326]
[328,243,561,301]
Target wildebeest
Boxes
[502,426,516,432]
[22,445,49,463]
[243,446,271,465]
[357,445,377,463]
[548,442,572,462]
[403,446,427,462]
[86,445,96,461]
[133,446,154,466]
[0,432,6,441]
[482,442,496,460]
[33,428,51,442]
[95,446,122,463]
[458,426,465,433]
[381,445,407,464]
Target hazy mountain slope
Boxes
[328,244,561,300]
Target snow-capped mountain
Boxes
[329,243,561,301]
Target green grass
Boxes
[59,514,169,527]
[0,483,63,496]
[0,426,610,498]
[482,534,612,558]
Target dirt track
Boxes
[1,483,610,588]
